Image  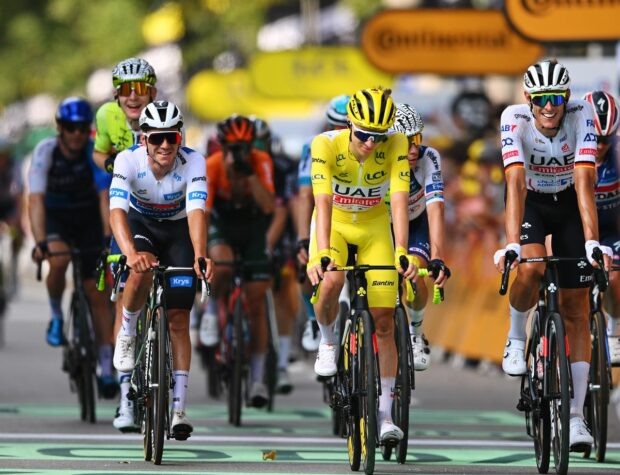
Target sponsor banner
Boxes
[505,0,620,42]
[361,9,543,75]
[249,47,394,99]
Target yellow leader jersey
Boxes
[310,129,410,223]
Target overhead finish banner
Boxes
[361,9,543,75]
[249,47,394,100]
[505,0,620,42]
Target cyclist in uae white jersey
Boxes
[389,104,450,372]
[494,59,612,452]
[109,101,212,440]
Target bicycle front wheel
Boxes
[584,310,609,462]
[394,306,411,464]
[547,312,570,475]
[228,296,245,426]
[73,293,96,424]
[358,310,378,475]
[343,317,361,471]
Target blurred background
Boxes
[1,0,619,365]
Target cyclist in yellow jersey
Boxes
[307,87,417,444]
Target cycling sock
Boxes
[250,353,266,384]
[118,372,132,408]
[508,304,532,341]
[98,344,113,377]
[408,308,424,336]
[50,297,63,321]
[120,308,141,337]
[378,377,395,426]
[569,361,589,418]
[302,292,316,320]
[318,321,337,345]
[278,335,291,370]
[172,370,189,412]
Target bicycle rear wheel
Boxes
[151,306,169,465]
[584,310,609,462]
[228,296,245,426]
[524,315,550,474]
[547,312,570,475]
[359,310,378,475]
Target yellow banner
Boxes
[249,47,394,100]
[361,9,543,75]
[505,0,620,42]
[186,69,317,121]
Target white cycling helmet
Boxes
[392,103,424,136]
[523,60,570,94]
[139,101,183,131]
[112,57,157,87]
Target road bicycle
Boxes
[500,251,588,475]
[313,253,440,474]
[109,255,209,465]
[38,247,102,423]
[582,258,615,462]
[201,259,277,426]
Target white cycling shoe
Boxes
[113,334,135,373]
[302,320,320,352]
[380,420,404,443]
[411,334,431,371]
[314,343,337,377]
[113,403,139,433]
[569,416,593,452]
[502,338,526,376]
[171,410,193,440]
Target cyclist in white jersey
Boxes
[390,104,450,371]
[109,101,212,439]
[494,60,612,451]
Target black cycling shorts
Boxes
[128,209,197,310]
[46,206,103,278]
[520,187,592,289]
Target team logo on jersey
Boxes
[137,171,147,179]
[583,133,596,142]
[501,124,517,132]
[173,172,182,182]
[562,143,570,153]
[522,222,532,229]
[189,191,207,200]
[169,276,193,288]
[109,188,128,199]
[587,119,594,127]
[336,154,346,166]
[501,138,514,148]
[312,157,326,164]
[432,172,442,183]
[559,134,567,142]
[374,151,386,165]
[365,170,387,184]
[164,191,183,201]
[312,173,326,181]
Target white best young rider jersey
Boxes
[500,100,597,194]
[109,145,207,220]
[407,145,444,221]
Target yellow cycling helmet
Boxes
[347,87,396,132]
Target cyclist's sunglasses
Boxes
[408,134,422,147]
[597,135,613,145]
[145,131,182,146]
[116,81,152,97]
[351,124,388,143]
[61,121,90,134]
[530,92,567,108]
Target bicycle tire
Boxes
[229,296,244,426]
[73,292,96,424]
[332,301,348,437]
[265,289,278,411]
[525,314,550,474]
[344,318,361,471]
[142,310,154,462]
[394,306,411,464]
[201,347,222,399]
[151,306,168,465]
[547,312,570,475]
[359,310,378,475]
[585,309,609,462]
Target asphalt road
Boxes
[1,266,619,474]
